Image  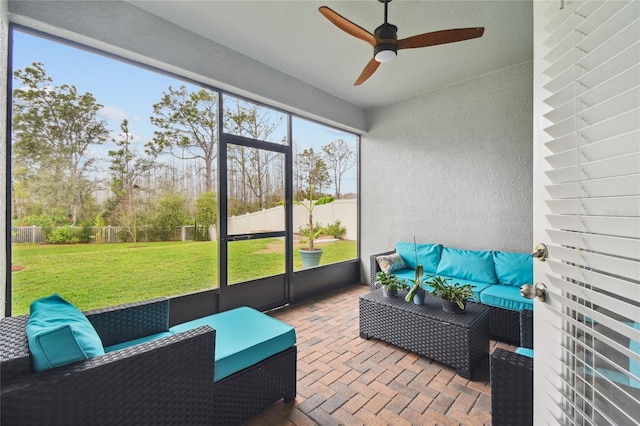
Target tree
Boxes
[296,148,330,199]
[12,62,109,224]
[195,191,217,227]
[147,86,218,192]
[150,193,189,241]
[107,119,156,242]
[322,139,355,199]
[225,102,283,211]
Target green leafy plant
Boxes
[46,226,81,244]
[323,220,346,239]
[375,271,405,292]
[404,237,424,302]
[427,274,476,310]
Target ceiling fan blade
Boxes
[319,6,377,47]
[354,58,381,86]
[398,27,485,50]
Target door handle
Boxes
[520,282,547,302]
[531,243,548,261]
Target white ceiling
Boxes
[128,0,532,109]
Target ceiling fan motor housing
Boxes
[374,23,398,61]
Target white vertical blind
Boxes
[539,0,640,424]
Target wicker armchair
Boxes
[1,298,216,425]
[490,305,534,426]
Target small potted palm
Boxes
[375,271,404,298]
[296,184,334,268]
[427,275,476,313]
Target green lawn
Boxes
[11,239,357,315]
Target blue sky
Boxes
[11,29,358,193]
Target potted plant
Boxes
[375,271,404,298]
[427,275,476,313]
[404,264,426,304]
[403,238,426,304]
[296,184,334,268]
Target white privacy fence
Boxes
[228,199,357,240]
[12,199,357,243]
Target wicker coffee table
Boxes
[359,289,489,379]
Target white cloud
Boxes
[98,105,128,121]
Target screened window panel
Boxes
[538,0,640,424]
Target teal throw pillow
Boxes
[376,253,408,274]
[26,294,105,372]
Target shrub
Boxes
[46,226,80,244]
[323,220,346,239]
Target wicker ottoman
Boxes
[359,289,489,379]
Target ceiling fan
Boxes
[319,0,485,86]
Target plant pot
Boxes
[382,287,397,298]
[413,288,426,305]
[441,298,466,314]
[299,248,323,268]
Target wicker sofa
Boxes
[370,242,533,344]
[0,297,296,425]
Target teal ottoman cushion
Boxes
[396,242,442,273]
[26,294,105,372]
[104,331,174,352]
[494,251,533,287]
[170,306,296,381]
[480,285,533,312]
[436,248,498,284]
[515,347,534,358]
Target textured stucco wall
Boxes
[1,0,8,316]
[360,62,533,283]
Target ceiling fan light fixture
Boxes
[374,48,397,63]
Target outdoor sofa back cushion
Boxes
[396,242,442,273]
[493,251,533,287]
[436,248,498,284]
[26,294,105,372]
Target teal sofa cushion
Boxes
[629,322,640,381]
[104,331,174,353]
[26,294,105,372]
[494,251,533,287]
[393,268,424,283]
[170,306,296,382]
[480,285,533,312]
[515,347,534,358]
[436,248,497,284]
[396,242,442,273]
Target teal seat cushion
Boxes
[104,331,174,352]
[26,294,105,372]
[396,242,442,273]
[515,347,534,358]
[493,251,533,287]
[436,248,498,284]
[479,284,533,312]
[393,268,424,284]
[170,306,296,382]
[629,322,640,380]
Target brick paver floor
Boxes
[245,284,516,426]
